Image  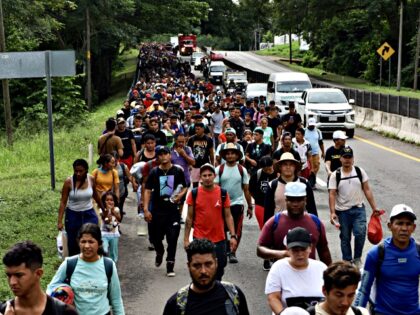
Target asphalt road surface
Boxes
[117,127,420,315]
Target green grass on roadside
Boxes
[257,43,420,99]
[256,41,305,59]
[0,48,137,300]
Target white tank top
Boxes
[67,176,94,212]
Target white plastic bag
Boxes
[56,231,69,259]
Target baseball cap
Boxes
[200,163,216,174]
[340,146,353,157]
[117,117,125,124]
[156,146,170,155]
[225,128,236,135]
[390,204,416,221]
[284,182,307,197]
[286,227,312,249]
[308,117,316,126]
[332,130,348,140]
[280,307,310,315]
[260,156,273,168]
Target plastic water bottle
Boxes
[137,213,148,236]
[170,184,183,203]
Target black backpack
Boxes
[336,166,363,187]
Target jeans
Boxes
[103,237,119,263]
[336,205,367,261]
[150,211,181,262]
[65,208,98,256]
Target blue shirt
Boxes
[355,237,420,315]
[304,128,323,155]
[47,256,125,315]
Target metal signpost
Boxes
[0,50,76,190]
[376,42,395,87]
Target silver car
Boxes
[245,83,267,101]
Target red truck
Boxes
[178,34,197,56]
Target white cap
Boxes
[390,204,416,221]
[308,117,316,126]
[280,307,310,315]
[333,130,348,140]
[284,182,307,197]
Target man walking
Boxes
[310,261,369,314]
[144,146,188,277]
[184,164,238,280]
[98,118,123,157]
[163,239,250,315]
[1,241,77,314]
[304,118,325,188]
[257,182,332,266]
[325,130,347,180]
[354,204,420,315]
[115,117,137,169]
[328,146,379,267]
[215,143,252,263]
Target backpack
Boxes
[0,297,69,315]
[272,211,321,235]
[218,163,244,188]
[306,305,362,315]
[65,256,113,299]
[336,166,363,188]
[176,281,240,315]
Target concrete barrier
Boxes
[355,105,420,144]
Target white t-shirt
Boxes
[265,258,327,307]
[328,166,368,211]
[211,111,225,133]
[314,303,370,315]
[292,138,312,169]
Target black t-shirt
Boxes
[163,281,250,315]
[115,129,135,158]
[325,146,343,172]
[143,130,167,146]
[246,142,272,173]
[187,135,214,167]
[0,296,78,315]
[244,120,256,132]
[249,170,277,206]
[267,116,282,140]
[281,113,302,137]
[272,148,301,163]
[145,165,187,213]
[228,117,245,140]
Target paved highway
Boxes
[118,127,420,315]
[117,52,420,314]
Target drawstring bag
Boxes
[368,210,385,245]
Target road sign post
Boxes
[0,50,75,190]
[377,42,395,88]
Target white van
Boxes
[208,61,226,85]
[266,72,312,113]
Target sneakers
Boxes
[263,259,272,271]
[166,261,176,277]
[228,253,238,264]
[353,258,363,269]
[155,254,163,267]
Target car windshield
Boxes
[228,75,246,80]
[210,66,225,72]
[276,81,311,93]
[247,84,267,92]
[193,53,204,57]
[308,91,347,103]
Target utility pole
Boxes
[0,0,12,145]
[86,6,92,110]
[289,29,292,64]
[414,11,420,91]
[397,0,403,91]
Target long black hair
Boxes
[96,154,113,167]
[72,159,89,192]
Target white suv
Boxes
[297,88,356,138]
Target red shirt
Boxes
[186,186,231,243]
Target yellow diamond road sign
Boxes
[377,42,395,61]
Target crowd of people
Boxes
[1,42,419,315]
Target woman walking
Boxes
[57,159,104,256]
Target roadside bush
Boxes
[301,50,319,68]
